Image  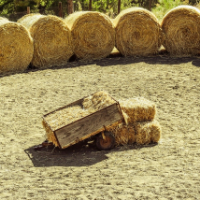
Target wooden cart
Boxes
[41,95,125,150]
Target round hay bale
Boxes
[0,18,33,74]
[161,5,200,56]
[18,14,73,69]
[64,11,115,60]
[113,7,161,56]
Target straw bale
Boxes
[135,120,161,145]
[113,7,161,56]
[119,97,156,124]
[161,5,200,56]
[18,14,73,69]
[0,18,34,73]
[82,91,115,110]
[64,11,115,60]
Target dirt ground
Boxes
[1,54,200,200]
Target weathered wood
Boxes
[27,7,30,14]
[149,0,152,11]
[68,0,74,14]
[55,103,123,149]
[118,0,121,14]
[89,0,92,11]
[58,2,63,17]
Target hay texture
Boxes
[161,5,200,56]
[64,11,115,60]
[82,91,115,110]
[42,119,59,147]
[0,18,33,73]
[135,120,161,145]
[113,7,161,56]
[107,120,161,146]
[107,123,136,146]
[119,97,156,124]
[18,14,73,69]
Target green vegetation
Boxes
[152,0,184,21]
[0,0,200,19]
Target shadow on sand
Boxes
[1,52,200,78]
[24,140,158,167]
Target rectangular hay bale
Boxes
[107,120,161,146]
[119,97,156,124]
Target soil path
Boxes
[1,55,200,199]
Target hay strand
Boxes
[135,120,161,145]
[18,14,73,69]
[64,11,115,60]
[113,7,161,56]
[161,5,200,56]
[82,91,115,110]
[0,18,33,73]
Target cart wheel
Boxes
[96,131,115,150]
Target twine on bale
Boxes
[161,5,200,56]
[0,17,33,74]
[113,7,161,56]
[64,11,115,60]
[18,14,73,69]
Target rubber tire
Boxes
[96,131,115,150]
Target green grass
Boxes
[152,0,186,22]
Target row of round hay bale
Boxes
[17,14,73,69]
[2,5,199,73]
[64,11,115,61]
[113,7,162,57]
[0,17,33,74]
[161,5,200,56]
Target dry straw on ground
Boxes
[0,17,33,74]
[18,14,73,69]
[119,97,156,124]
[113,7,161,56]
[64,11,115,60]
[161,5,200,56]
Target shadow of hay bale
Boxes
[1,54,200,79]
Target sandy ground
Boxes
[1,55,200,199]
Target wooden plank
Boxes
[149,0,152,11]
[55,103,123,149]
[58,2,63,17]
[89,0,92,11]
[68,0,74,14]
[118,0,121,14]
[27,7,30,14]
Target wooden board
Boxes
[55,103,123,149]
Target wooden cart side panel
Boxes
[55,103,123,149]
[58,119,124,149]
